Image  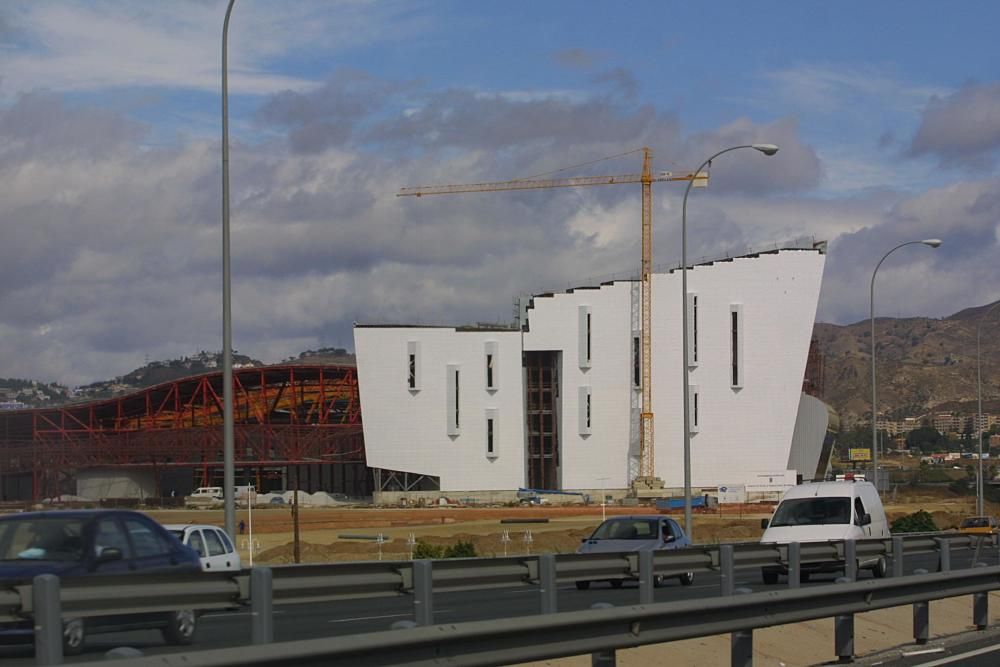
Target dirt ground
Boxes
[145,485,988,565]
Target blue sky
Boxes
[2,1,1000,384]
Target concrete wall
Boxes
[77,469,158,500]
[355,328,525,490]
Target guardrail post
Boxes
[892,536,904,578]
[590,602,616,666]
[413,559,434,626]
[912,568,929,644]
[834,577,854,663]
[33,573,63,666]
[539,554,557,614]
[721,544,735,597]
[844,540,857,581]
[250,567,273,644]
[936,538,950,572]
[730,587,753,667]
[973,562,988,630]
[638,550,654,605]
[788,542,801,589]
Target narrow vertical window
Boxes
[407,341,421,391]
[686,293,699,367]
[484,341,499,391]
[632,335,641,388]
[689,385,700,433]
[485,408,498,458]
[578,305,592,368]
[730,304,743,388]
[578,386,592,435]
[446,364,460,435]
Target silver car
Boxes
[575,515,694,590]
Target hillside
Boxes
[0,348,356,408]
[814,301,1000,426]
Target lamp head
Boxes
[751,143,779,156]
[921,239,943,248]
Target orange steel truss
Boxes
[0,365,364,500]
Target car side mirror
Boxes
[760,518,770,529]
[580,537,588,543]
[95,547,123,564]
[861,513,872,526]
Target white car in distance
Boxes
[164,524,241,572]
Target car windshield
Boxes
[769,497,851,527]
[0,517,87,562]
[590,519,658,540]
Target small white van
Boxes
[186,487,224,506]
[759,480,890,584]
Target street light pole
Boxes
[869,239,942,494]
[681,143,778,541]
[976,301,1000,515]
[221,0,237,540]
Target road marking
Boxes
[328,610,453,624]
[913,644,1000,666]
[202,610,286,619]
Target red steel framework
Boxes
[0,365,364,500]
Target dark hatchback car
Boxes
[0,510,203,655]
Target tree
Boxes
[905,426,947,453]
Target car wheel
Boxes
[762,569,779,585]
[575,581,590,591]
[161,610,197,645]
[679,572,694,586]
[872,556,888,579]
[652,575,665,588]
[63,618,85,656]
[610,579,624,589]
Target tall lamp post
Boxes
[681,143,778,540]
[976,301,1000,515]
[870,239,942,493]
[221,0,237,540]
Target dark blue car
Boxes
[0,509,203,655]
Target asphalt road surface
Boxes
[0,549,988,665]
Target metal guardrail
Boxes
[2,531,996,664]
[91,565,1000,667]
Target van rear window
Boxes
[770,497,851,527]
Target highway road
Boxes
[0,549,989,664]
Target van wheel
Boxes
[762,569,779,585]
[63,618,85,656]
[799,570,810,583]
[652,575,665,588]
[872,556,888,579]
[575,581,590,591]
[679,572,694,586]
[162,610,197,645]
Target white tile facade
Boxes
[354,248,825,492]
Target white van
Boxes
[186,487,224,506]
[759,480,890,584]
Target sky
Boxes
[2,1,1000,386]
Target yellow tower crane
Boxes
[398,147,706,492]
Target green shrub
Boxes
[891,510,938,533]
[412,541,444,559]
[443,540,478,558]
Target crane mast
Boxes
[399,148,705,492]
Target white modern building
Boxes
[354,242,830,499]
